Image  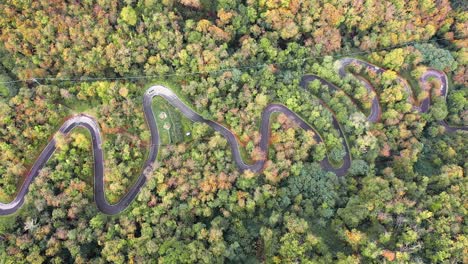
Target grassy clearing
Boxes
[152,96,192,145]
[0,214,16,235]
[152,97,171,144]
[61,99,99,114]
[142,77,196,145]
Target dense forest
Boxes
[0,0,467,263]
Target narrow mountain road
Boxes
[337,57,467,131]
[1,59,465,215]
[337,58,383,122]
[0,85,350,215]
[419,69,468,132]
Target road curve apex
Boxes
[146,85,175,97]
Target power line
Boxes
[0,35,466,85]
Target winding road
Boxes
[337,58,467,131]
[0,59,466,215]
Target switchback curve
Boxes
[0,85,350,215]
[1,58,465,216]
[336,57,467,131]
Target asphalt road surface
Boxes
[0,85,351,215]
[1,60,466,215]
[337,58,467,131]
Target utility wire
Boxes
[0,35,466,85]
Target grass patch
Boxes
[151,96,193,145]
[0,214,16,235]
[61,99,99,113]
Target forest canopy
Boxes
[0,0,467,263]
